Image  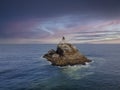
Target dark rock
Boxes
[43,38,91,66]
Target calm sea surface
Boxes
[0,44,120,90]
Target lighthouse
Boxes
[59,36,66,44]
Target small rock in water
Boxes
[43,37,91,66]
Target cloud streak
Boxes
[1,16,120,44]
[70,20,120,43]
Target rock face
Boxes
[43,38,91,66]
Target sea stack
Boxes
[43,37,91,66]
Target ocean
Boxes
[0,44,120,90]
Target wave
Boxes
[58,56,106,80]
[40,55,44,59]
[59,63,93,80]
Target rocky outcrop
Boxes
[43,42,91,66]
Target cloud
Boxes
[70,20,120,43]
[37,26,54,35]
[0,14,120,44]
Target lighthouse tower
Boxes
[59,36,66,44]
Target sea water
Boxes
[0,44,120,90]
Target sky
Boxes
[0,0,120,44]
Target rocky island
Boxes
[43,37,91,66]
